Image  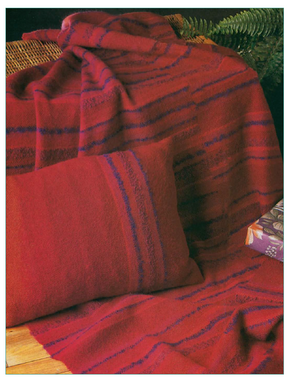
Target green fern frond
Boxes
[218,8,283,37]
[181,16,215,38]
[254,36,283,82]
[181,8,283,40]
[239,51,257,71]
[211,32,259,53]
[180,17,190,37]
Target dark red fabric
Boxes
[27,249,283,374]
[7,142,203,327]
[6,11,283,374]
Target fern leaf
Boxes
[207,21,214,36]
[240,50,258,71]
[257,36,283,82]
[195,17,199,33]
[253,9,265,36]
[180,17,190,37]
[203,19,208,36]
[199,18,203,34]
[217,8,282,37]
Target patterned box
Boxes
[245,199,283,262]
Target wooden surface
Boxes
[6,325,71,374]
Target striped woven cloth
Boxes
[7,11,283,374]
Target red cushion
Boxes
[6,141,203,326]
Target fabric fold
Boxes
[6,10,283,374]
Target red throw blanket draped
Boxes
[6,11,283,374]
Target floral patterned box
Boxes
[245,199,283,262]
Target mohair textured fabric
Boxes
[28,250,283,374]
[6,11,283,374]
[6,141,203,327]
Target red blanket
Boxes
[6,11,283,374]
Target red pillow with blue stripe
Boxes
[6,140,203,327]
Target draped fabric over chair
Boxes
[6,11,283,374]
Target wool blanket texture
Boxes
[7,142,204,327]
[6,11,283,374]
